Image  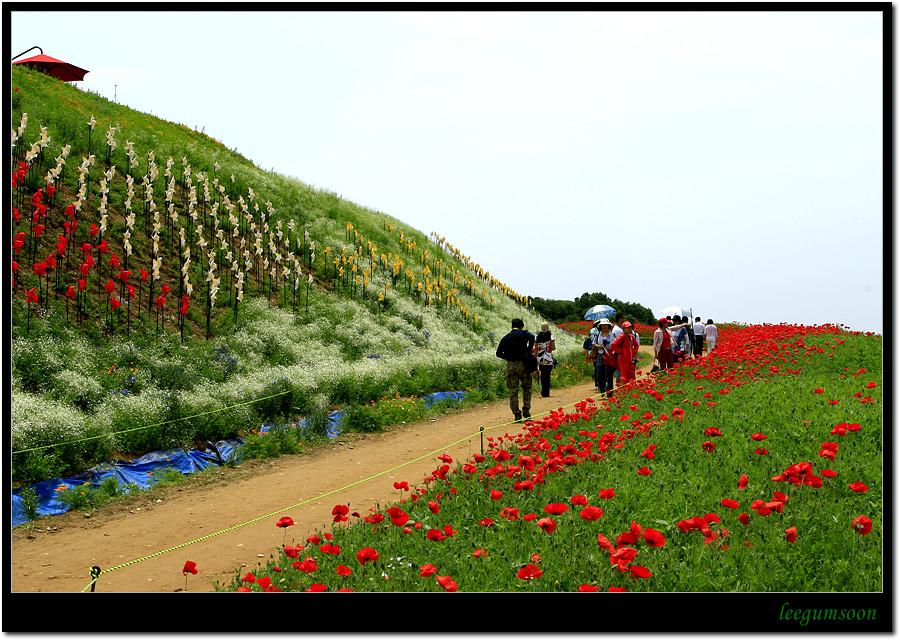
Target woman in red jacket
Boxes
[609,321,640,383]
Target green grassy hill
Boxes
[9,66,589,485]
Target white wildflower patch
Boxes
[11,390,90,452]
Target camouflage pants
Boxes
[506,361,532,415]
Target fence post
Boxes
[89,565,101,592]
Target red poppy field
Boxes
[225,323,882,592]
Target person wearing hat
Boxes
[590,318,616,393]
[653,317,676,371]
[534,321,556,398]
[496,318,536,421]
[609,320,640,384]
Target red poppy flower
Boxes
[536,518,557,533]
[336,565,352,577]
[609,587,627,592]
[630,565,653,579]
[442,524,457,538]
[849,482,869,493]
[241,572,256,583]
[500,507,520,520]
[570,494,588,506]
[544,503,569,515]
[182,561,198,575]
[598,489,616,499]
[306,583,327,592]
[865,381,877,389]
[427,501,440,514]
[479,518,495,527]
[436,575,458,592]
[751,433,767,441]
[597,533,614,551]
[821,469,838,478]
[319,543,341,555]
[276,516,294,528]
[255,577,271,591]
[637,467,652,475]
[419,563,438,577]
[755,448,768,455]
[517,564,542,580]
[738,512,750,526]
[704,427,723,437]
[490,489,502,501]
[393,481,409,491]
[356,547,379,564]
[578,584,600,592]
[579,506,604,521]
[814,388,824,394]
[386,506,409,526]
[852,515,873,535]
[785,527,797,544]
[721,499,739,509]
[294,557,318,573]
[702,441,715,452]
[738,474,749,490]
[283,544,300,559]
[426,528,446,541]
[643,528,666,547]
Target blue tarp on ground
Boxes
[11,389,471,528]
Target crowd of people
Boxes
[495,314,718,422]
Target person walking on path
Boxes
[496,318,536,421]
[609,320,640,383]
[653,317,676,370]
[535,321,556,398]
[692,316,705,358]
[704,319,718,352]
[670,315,692,364]
[591,318,615,394]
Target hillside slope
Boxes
[9,66,585,483]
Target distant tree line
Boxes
[530,292,655,325]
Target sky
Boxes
[8,8,886,333]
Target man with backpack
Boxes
[496,318,536,421]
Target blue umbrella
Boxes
[584,304,616,322]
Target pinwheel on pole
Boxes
[179,295,189,344]
[24,286,38,334]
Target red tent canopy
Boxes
[12,54,89,81]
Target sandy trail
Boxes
[10,346,657,593]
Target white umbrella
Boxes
[584,304,616,322]
[660,305,692,320]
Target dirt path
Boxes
[10,346,657,593]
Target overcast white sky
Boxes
[9,9,885,333]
